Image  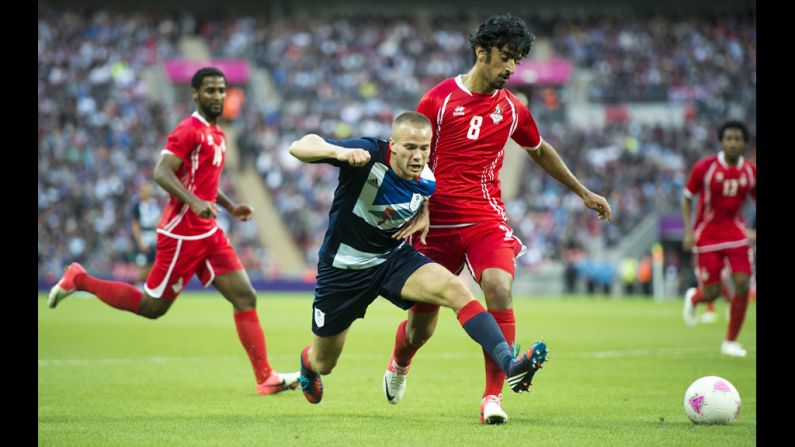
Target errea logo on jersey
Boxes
[453,106,466,116]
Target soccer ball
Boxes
[683,376,741,424]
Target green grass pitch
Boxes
[38,292,756,446]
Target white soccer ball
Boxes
[683,376,741,425]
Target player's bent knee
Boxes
[438,276,471,309]
[138,297,170,319]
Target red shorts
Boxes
[409,221,524,313]
[411,220,525,282]
[144,228,244,300]
[693,245,753,286]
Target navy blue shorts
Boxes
[311,244,433,336]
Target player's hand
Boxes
[745,228,756,242]
[682,233,695,252]
[582,192,612,224]
[232,204,255,221]
[392,201,430,245]
[338,148,371,167]
[190,200,217,219]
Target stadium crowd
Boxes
[38,9,755,284]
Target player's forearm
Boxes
[527,142,589,198]
[681,196,693,234]
[215,189,237,213]
[154,162,201,207]
[289,134,343,162]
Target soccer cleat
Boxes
[383,355,409,404]
[699,310,717,324]
[721,341,747,357]
[256,371,301,396]
[47,262,86,309]
[683,288,698,327]
[480,394,508,424]
[298,346,323,404]
[506,341,549,393]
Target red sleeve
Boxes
[684,159,708,198]
[511,100,542,149]
[416,91,437,132]
[163,122,196,164]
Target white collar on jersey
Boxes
[455,75,499,97]
[718,150,744,169]
[192,111,212,127]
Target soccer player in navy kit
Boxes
[289,111,548,409]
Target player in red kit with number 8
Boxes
[48,67,300,395]
[682,121,756,357]
[382,14,612,424]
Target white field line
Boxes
[38,346,755,367]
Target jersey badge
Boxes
[715,172,724,182]
[490,105,503,124]
[410,193,423,212]
[739,175,747,187]
[453,105,466,117]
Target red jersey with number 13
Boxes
[417,76,542,226]
[157,111,226,238]
[684,151,756,252]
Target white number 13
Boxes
[722,179,738,196]
[467,115,483,140]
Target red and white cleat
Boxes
[480,394,508,424]
[257,371,300,396]
[47,262,86,309]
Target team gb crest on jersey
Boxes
[490,105,503,124]
[410,193,423,212]
[207,134,226,166]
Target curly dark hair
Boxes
[469,14,535,64]
[191,67,226,90]
[718,121,749,142]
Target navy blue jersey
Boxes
[130,196,161,249]
[315,137,436,270]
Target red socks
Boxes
[74,273,142,313]
[726,292,750,341]
[392,319,427,367]
[483,309,515,397]
[234,309,272,384]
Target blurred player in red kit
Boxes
[682,121,756,357]
[382,14,612,424]
[48,67,299,395]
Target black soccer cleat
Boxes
[506,341,549,393]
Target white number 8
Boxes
[467,115,483,140]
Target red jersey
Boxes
[417,76,542,226]
[157,112,226,238]
[684,151,756,252]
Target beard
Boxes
[201,103,224,119]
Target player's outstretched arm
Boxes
[154,153,216,219]
[289,134,371,166]
[526,141,612,223]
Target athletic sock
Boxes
[456,301,514,376]
[392,319,426,367]
[74,273,143,313]
[234,309,272,384]
[483,309,515,397]
[726,292,750,341]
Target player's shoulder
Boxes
[693,154,720,169]
[423,77,458,99]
